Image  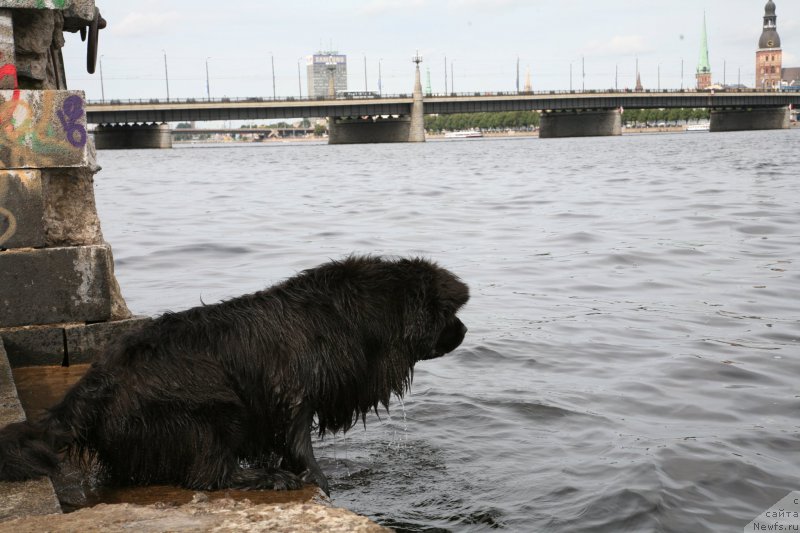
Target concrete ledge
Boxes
[0,498,389,532]
[0,170,45,249]
[0,324,64,367]
[0,245,113,328]
[65,317,150,364]
[0,339,62,521]
[0,317,151,367]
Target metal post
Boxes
[516,56,520,93]
[378,58,382,96]
[205,57,211,100]
[681,59,684,90]
[451,60,454,94]
[297,59,302,98]
[581,56,585,92]
[271,54,276,99]
[723,60,726,87]
[99,55,105,102]
[569,63,572,91]
[163,50,170,101]
[364,54,368,91]
[615,63,618,91]
[658,63,660,91]
[444,55,448,94]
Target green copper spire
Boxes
[697,12,711,74]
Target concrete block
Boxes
[0,90,93,169]
[41,168,103,247]
[0,340,62,520]
[0,323,64,367]
[66,316,150,364]
[0,170,45,249]
[0,245,113,328]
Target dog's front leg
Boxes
[288,402,330,495]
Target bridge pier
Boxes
[326,53,426,145]
[93,123,173,150]
[709,106,789,132]
[539,109,622,139]
[328,116,412,144]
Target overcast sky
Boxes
[61,0,799,102]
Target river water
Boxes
[93,131,800,532]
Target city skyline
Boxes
[61,0,800,101]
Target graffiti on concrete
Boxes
[0,177,16,246]
[0,67,89,168]
[57,94,87,148]
[0,0,69,9]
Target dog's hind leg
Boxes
[287,402,329,495]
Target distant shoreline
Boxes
[173,123,797,145]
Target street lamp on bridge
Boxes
[205,57,211,100]
[99,55,105,102]
[162,50,170,101]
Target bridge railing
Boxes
[86,87,789,106]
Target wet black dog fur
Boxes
[0,256,469,495]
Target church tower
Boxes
[696,13,712,89]
[756,0,782,89]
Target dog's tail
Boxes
[0,365,112,481]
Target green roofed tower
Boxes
[696,12,712,89]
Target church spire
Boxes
[756,1,783,89]
[696,12,712,89]
[758,0,780,49]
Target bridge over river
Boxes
[87,86,800,148]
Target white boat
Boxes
[444,130,483,138]
[686,123,710,132]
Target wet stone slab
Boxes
[0,339,62,521]
[0,497,390,533]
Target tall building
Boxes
[756,0,782,89]
[696,13,712,89]
[306,52,347,98]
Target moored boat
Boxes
[444,130,483,138]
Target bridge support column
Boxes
[93,123,173,149]
[539,109,622,139]
[328,116,412,144]
[709,106,789,132]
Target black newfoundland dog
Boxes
[0,256,469,495]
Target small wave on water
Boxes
[94,130,800,531]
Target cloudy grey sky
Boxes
[61,0,799,101]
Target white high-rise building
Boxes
[307,52,347,98]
